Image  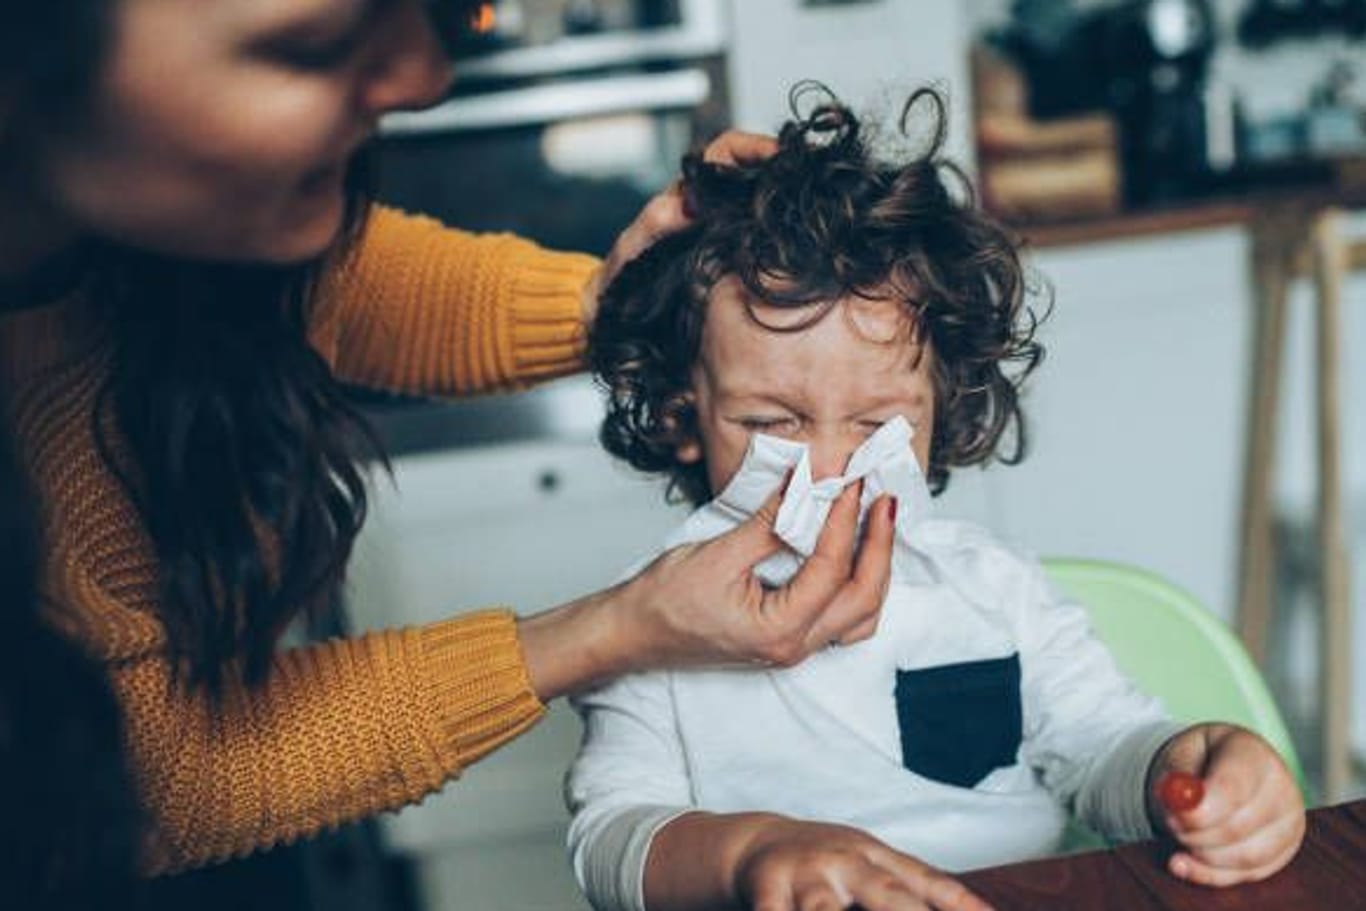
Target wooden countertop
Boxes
[1008,158,1366,250]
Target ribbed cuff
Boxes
[417,610,547,768]
[1079,719,1189,842]
[501,244,599,383]
[576,805,693,911]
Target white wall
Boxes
[938,228,1251,612]
[725,0,975,166]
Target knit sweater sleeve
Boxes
[102,610,545,875]
[309,205,600,395]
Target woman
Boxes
[0,0,894,880]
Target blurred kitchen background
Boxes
[190,2,1366,909]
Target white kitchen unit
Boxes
[347,400,688,911]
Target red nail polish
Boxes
[888,497,898,524]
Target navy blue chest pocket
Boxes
[895,653,1023,789]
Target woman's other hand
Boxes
[1148,723,1305,887]
[581,130,779,323]
[647,812,994,911]
[520,484,894,701]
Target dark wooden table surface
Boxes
[959,800,1366,910]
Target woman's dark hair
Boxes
[92,173,385,694]
[0,2,110,126]
[589,84,1046,505]
[3,0,387,694]
[0,435,141,910]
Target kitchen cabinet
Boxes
[347,424,687,911]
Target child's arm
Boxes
[567,671,693,911]
[1145,723,1305,886]
[1009,552,1305,884]
[1007,554,1186,841]
[567,663,991,911]
[644,812,994,911]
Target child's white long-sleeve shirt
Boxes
[566,421,1182,911]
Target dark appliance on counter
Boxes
[994,0,1218,206]
[377,0,728,256]
[1102,0,1218,204]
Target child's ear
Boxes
[675,436,703,464]
[664,392,702,464]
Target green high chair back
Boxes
[1043,558,1307,801]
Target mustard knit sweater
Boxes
[0,206,600,875]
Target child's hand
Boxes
[1147,723,1305,887]
[733,817,994,911]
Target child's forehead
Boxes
[702,275,920,344]
[699,279,928,384]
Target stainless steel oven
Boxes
[376,0,729,255]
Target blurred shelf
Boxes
[1006,156,1366,250]
[1013,200,1255,248]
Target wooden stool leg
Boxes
[1311,209,1352,802]
[1237,213,1294,667]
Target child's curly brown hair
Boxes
[589,84,1046,505]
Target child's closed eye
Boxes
[858,417,913,436]
[738,417,798,433]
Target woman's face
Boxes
[24,0,453,265]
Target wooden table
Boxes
[959,800,1366,909]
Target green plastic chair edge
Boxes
[1042,557,1309,799]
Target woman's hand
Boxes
[646,812,992,911]
[1147,723,1305,887]
[581,130,779,322]
[519,483,894,701]
[616,482,893,672]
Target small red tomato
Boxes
[1156,770,1205,813]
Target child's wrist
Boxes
[725,814,791,902]
[1144,751,1173,835]
[1144,727,1195,835]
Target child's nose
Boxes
[808,435,861,481]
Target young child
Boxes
[567,88,1305,911]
